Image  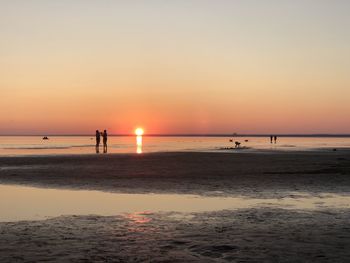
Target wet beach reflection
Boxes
[0,185,349,222]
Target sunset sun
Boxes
[135,128,144,136]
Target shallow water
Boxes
[0,184,349,222]
[0,136,350,156]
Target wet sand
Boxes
[1,209,349,262]
[1,150,350,262]
[0,150,349,197]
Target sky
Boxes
[1,0,350,135]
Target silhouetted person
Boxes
[270,136,273,144]
[102,130,108,153]
[274,135,277,144]
[95,130,101,153]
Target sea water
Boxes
[0,135,350,156]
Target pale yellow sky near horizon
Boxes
[1,0,350,134]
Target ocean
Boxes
[1,135,350,156]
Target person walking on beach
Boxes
[270,135,273,144]
[102,130,108,153]
[274,135,277,144]
[95,130,101,153]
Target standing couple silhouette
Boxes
[96,130,108,153]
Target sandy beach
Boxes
[1,209,350,262]
[0,150,350,262]
[1,150,349,197]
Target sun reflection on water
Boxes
[125,212,153,233]
[126,212,152,224]
[134,128,144,154]
[136,135,142,154]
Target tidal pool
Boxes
[0,184,349,222]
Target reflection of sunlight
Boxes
[125,212,153,233]
[126,212,152,224]
[136,135,142,154]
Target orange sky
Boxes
[1,1,350,135]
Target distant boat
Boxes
[42,136,49,140]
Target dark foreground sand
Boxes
[1,151,350,262]
[1,209,349,262]
[0,150,350,197]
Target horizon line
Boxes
[1,133,350,137]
